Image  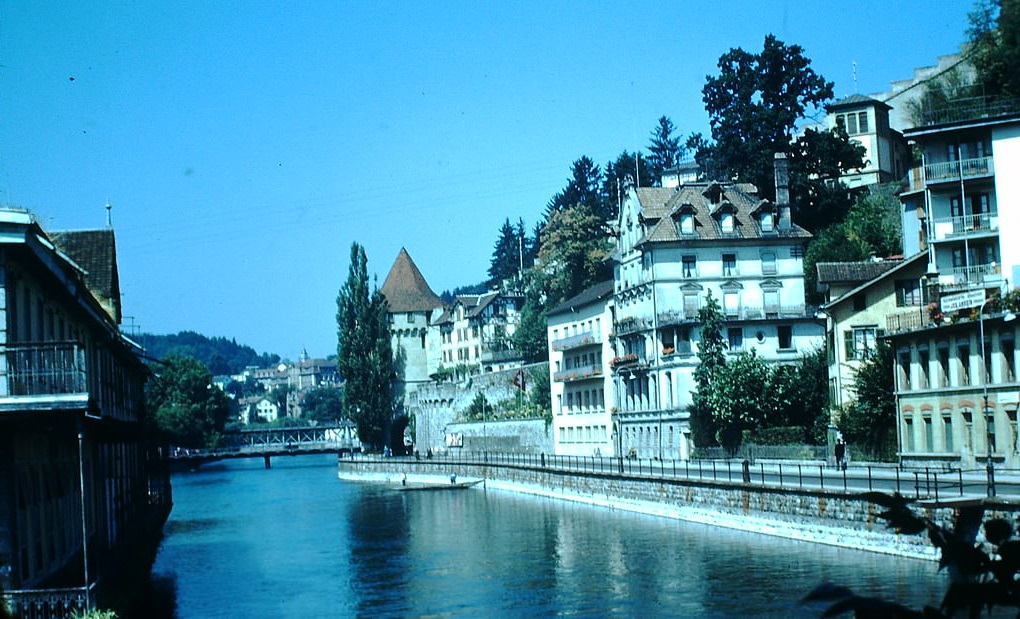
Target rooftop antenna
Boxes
[105,200,112,228]
[853,61,858,94]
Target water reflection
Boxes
[148,456,946,618]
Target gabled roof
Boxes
[820,252,928,311]
[632,182,810,244]
[51,229,122,324]
[380,248,443,313]
[547,280,614,316]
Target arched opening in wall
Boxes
[390,414,412,456]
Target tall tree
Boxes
[691,292,726,447]
[488,218,523,289]
[603,150,650,223]
[536,204,613,305]
[701,35,834,196]
[646,116,686,183]
[336,243,394,450]
[546,156,606,218]
[146,355,232,449]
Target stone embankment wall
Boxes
[338,458,954,561]
[413,362,551,453]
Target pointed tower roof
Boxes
[380,248,443,312]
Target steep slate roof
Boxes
[547,280,615,317]
[380,247,443,313]
[633,182,810,244]
[816,259,903,286]
[50,229,122,323]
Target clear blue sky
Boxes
[0,1,975,360]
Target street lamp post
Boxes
[979,297,1016,497]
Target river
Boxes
[143,454,946,618]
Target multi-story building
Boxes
[817,253,928,426]
[899,109,1020,290]
[434,291,524,377]
[825,94,911,190]
[0,211,171,612]
[547,281,615,457]
[612,155,823,459]
[887,100,1020,470]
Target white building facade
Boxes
[547,281,615,457]
[611,156,823,459]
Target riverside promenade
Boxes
[338,452,1020,561]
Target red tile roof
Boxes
[380,247,443,312]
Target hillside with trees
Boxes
[136,331,281,375]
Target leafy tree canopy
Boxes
[512,275,550,363]
[788,126,866,233]
[839,340,897,460]
[969,0,1020,98]
[803,185,903,304]
[700,34,834,196]
[301,386,345,423]
[146,355,232,449]
[536,204,613,306]
[691,291,726,447]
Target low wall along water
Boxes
[336,456,961,561]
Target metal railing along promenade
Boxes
[397,451,1016,502]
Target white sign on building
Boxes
[940,289,986,313]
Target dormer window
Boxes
[721,212,735,233]
[678,212,694,235]
[760,212,775,232]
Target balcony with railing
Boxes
[938,263,1003,290]
[725,304,810,321]
[923,156,994,184]
[885,307,928,333]
[552,363,604,383]
[550,331,600,352]
[931,212,998,241]
[0,342,89,409]
[613,317,647,337]
[657,309,699,327]
[610,353,646,370]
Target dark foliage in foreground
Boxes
[804,491,1020,617]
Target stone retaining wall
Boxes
[338,458,957,560]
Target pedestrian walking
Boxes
[834,439,846,470]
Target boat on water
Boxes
[396,479,483,491]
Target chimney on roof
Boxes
[774,153,792,230]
